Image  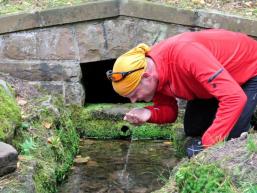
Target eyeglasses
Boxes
[106,67,144,82]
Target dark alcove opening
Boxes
[81,59,130,103]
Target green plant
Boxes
[175,162,236,193]
[20,137,37,156]
[47,135,62,149]
[246,135,257,153]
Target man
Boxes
[106,29,257,157]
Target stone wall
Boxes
[0,0,256,105]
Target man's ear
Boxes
[142,72,150,78]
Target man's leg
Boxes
[227,76,257,139]
[184,98,218,137]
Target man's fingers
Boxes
[124,113,141,124]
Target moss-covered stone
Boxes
[2,96,80,193]
[0,83,21,142]
[71,103,184,140]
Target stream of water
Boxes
[59,139,179,193]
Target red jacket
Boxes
[146,29,257,147]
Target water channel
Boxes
[59,139,179,193]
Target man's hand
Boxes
[124,108,151,125]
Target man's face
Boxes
[125,73,157,103]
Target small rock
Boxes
[239,132,248,140]
[0,142,18,177]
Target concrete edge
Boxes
[0,0,256,37]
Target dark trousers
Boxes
[184,76,257,140]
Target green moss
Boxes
[71,103,183,140]
[0,84,21,141]
[132,123,173,140]
[175,161,236,193]
[13,97,79,193]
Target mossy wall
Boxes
[0,84,21,142]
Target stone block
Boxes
[64,82,85,105]
[28,81,64,96]
[2,31,38,60]
[134,19,169,45]
[0,142,18,177]
[102,17,139,58]
[75,22,106,63]
[1,27,76,60]
[36,27,77,60]
[0,61,81,81]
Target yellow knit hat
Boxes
[112,43,151,96]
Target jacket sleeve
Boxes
[177,42,247,147]
[145,93,178,124]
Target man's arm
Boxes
[145,93,178,124]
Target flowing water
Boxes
[59,139,179,193]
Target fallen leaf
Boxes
[74,156,90,164]
[18,155,27,161]
[42,121,52,129]
[163,141,172,145]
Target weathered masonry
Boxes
[0,0,256,105]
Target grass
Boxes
[246,134,257,153]
[0,0,89,15]
[0,0,256,20]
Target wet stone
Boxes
[0,142,18,177]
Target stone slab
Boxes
[0,0,119,34]
[120,0,257,37]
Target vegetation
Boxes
[0,84,21,141]
[246,134,257,153]
[175,161,236,193]
[0,0,256,20]
[0,0,89,15]
[12,97,79,193]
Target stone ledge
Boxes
[0,0,256,37]
[120,0,257,37]
[0,0,119,34]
